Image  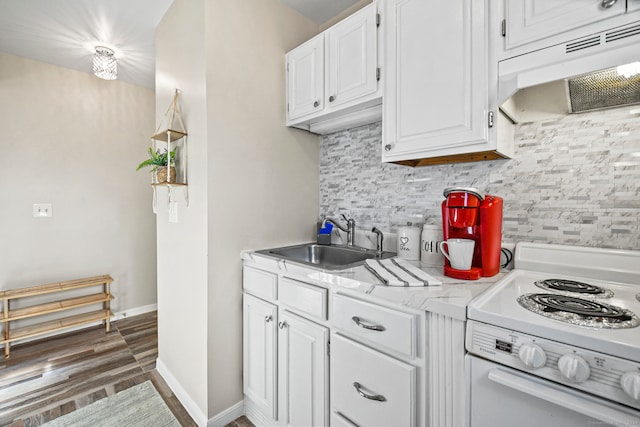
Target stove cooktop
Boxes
[534,278,614,297]
[467,243,640,362]
[517,292,639,329]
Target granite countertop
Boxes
[242,250,505,321]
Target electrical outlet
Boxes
[501,242,516,269]
[33,203,52,218]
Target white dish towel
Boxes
[364,258,442,287]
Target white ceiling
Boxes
[0,0,355,89]
[0,0,174,88]
[281,0,359,25]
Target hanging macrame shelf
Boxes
[151,90,188,212]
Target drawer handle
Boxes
[353,382,386,402]
[352,316,386,332]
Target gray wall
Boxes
[156,0,320,421]
[0,52,157,312]
[320,105,640,250]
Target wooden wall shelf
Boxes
[150,91,189,211]
[1,275,114,358]
[152,129,187,142]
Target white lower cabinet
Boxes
[330,293,425,427]
[331,333,416,427]
[243,293,278,421]
[277,309,329,427]
[243,265,329,427]
[243,261,449,427]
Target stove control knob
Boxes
[558,354,590,383]
[620,372,640,400]
[518,342,546,369]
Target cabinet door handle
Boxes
[329,95,336,102]
[601,0,617,8]
[264,315,272,323]
[313,100,320,108]
[384,144,393,152]
[278,321,288,329]
[352,316,386,332]
[353,382,386,402]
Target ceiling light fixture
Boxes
[93,46,117,80]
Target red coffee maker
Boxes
[441,187,503,280]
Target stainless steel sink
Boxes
[256,243,395,270]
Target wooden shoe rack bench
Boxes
[1,275,114,358]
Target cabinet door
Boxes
[382,0,489,161]
[278,310,329,427]
[630,0,640,12]
[286,34,324,121]
[326,3,378,109]
[505,0,627,51]
[243,294,278,420]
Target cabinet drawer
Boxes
[331,411,359,427]
[243,266,277,301]
[332,294,417,359]
[279,277,327,320]
[331,334,416,427]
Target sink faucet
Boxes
[371,227,384,256]
[322,214,356,246]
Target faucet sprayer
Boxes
[371,227,384,255]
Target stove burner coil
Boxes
[534,279,613,298]
[517,293,640,329]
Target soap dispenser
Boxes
[317,221,333,245]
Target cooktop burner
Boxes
[534,278,613,298]
[517,293,640,329]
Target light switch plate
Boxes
[169,202,178,223]
[33,203,52,218]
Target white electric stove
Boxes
[466,242,640,427]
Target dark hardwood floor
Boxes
[0,311,252,427]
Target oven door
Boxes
[466,355,640,427]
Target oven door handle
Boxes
[487,368,636,426]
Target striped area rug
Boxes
[41,381,180,427]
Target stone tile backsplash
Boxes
[319,106,640,250]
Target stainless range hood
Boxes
[567,65,640,113]
[498,21,640,120]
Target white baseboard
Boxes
[156,358,208,426]
[207,400,244,427]
[244,398,276,427]
[112,303,157,320]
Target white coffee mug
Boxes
[439,239,475,270]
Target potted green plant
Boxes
[136,147,177,183]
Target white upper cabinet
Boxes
[382,0,512,166]
[500,0,640,61]
[504,0,626,51]
[287,35,324,121]
[326,5,378,109]
[286,2,381,135]
[498,0,640,101]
